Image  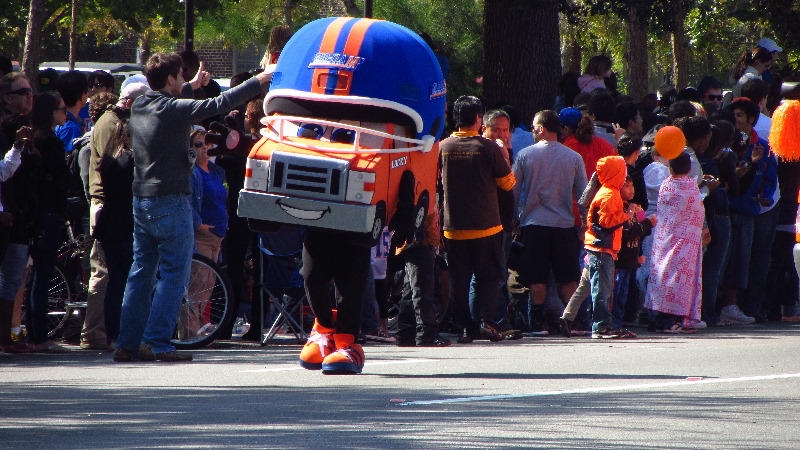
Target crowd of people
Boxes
[0,33,798,371]
[432,36,800,345]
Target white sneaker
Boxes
[719,305,755,325]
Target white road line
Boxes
[400,372,800,405]
[240,358,437,373]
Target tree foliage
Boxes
[1,0,72,59]
[194,0,322,48]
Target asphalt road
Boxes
[2,323,800,449]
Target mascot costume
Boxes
[226,17,446,374]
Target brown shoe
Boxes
[113,347,133,362]
[138,345,155,361]
[155,351,193,362]
[477,322,503,342]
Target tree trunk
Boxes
[69,0,78,70]
[138,35,152,66]
[22,0,46,88]
[340,0,362,17]
[483,0,561,125]
[624,6,648,101]
[284,0,293,28]
[671,3,688,90]
[567,40,582,73]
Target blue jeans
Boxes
[0,243,29,300]
[702,214,731,325]
[740,207,779,317]
[588,250,614,332]
[612,268,633,328]
[117,195,194,354]
[723,213,755,289]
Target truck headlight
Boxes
[346,170,375,204]
[244,158,269,191]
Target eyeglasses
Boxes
[192,141,207,148]
[55,106,67,113]
[8,87,32,96]
[91,83,108,90]
[706,95,724,101]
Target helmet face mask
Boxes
[261,115,425,154]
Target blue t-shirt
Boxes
[79,102,93,131]
[191,164,228,238]
[55,111,84,152]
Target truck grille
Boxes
[269,151,348,202]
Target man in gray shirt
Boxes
[114,53,272,362]
[512,109,588,334]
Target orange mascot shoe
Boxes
[321,334,365,375]
[299,316,336,370]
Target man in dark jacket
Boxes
[114,53,271,362]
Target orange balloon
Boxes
[654,125,686,160]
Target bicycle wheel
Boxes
[171,253,236,349]
[46,265,73,338]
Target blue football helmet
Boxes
[265,17,447,151]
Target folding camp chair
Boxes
[257,227,309,345]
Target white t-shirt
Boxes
[754,113,772,143]
[370,227,393,280]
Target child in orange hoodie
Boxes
[584,155,634,339]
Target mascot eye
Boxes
[298,123,324,139]
[331,128,355,144]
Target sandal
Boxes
[617,328,637,338]
[659,323,696,334]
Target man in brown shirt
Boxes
[439,96,515,343]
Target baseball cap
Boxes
[118,82,149,106]
[757,38,782,53]
[558,107,582,130]
[120,74,149,91]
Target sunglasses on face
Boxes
[706,95,724,101]
[192,141,207,148]
[91,83,108,89]
[8,87,32,96]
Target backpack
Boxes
[65,133,90,220]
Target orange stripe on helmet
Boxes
[334,18,378,96]
[343,18,376,56]
[320,17,350,52]
[311,17,351,94]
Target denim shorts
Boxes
[0,243,29,300]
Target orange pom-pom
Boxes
[654,126,686,160]
[771,100,800,161]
